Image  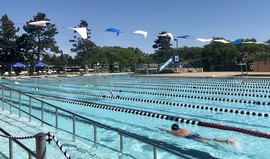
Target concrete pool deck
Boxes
[134,71,270,78]
[3,71,270,79]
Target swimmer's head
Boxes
[171,124,179,130]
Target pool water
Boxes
[1,74,270,159]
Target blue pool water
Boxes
[1,74,270,159]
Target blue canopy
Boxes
[10,62,26,67]
[34,62,48,67]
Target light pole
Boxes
[174,39,178,50]
[173,39,180,68]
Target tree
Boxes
[202,38,240,71]
[16,33,34,64]
[71,20,97,67]
[43,53,75,70]
[237,38,270,61]
[131,47,153,64]
[152,31,173,63]
[23,12,61,63]
[95,46,151,72]
[179,46,204,67]
[0,14,21,69]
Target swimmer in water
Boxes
[109,90,116,97]
[13,80,19,85]
[241,76,248,84]
[157,124,236,147]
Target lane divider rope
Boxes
[38,95,270,139]
[20,87,270,117]
[5,86,270,117]
[47,132,71,159]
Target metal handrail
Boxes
[0,127,36,159]
[0,84,190,159]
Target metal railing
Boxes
[0,84,190,159]
[0,127,47,159]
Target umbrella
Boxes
[33,62,48,67]
[33,62,48,74]
[10,62,27,75]
[10,62,26,67]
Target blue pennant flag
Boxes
[231,39,242,45]
[106,28,120,36]
[176,35,190,38]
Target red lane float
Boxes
[198,122,270,139]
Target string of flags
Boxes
[2,20,270,46]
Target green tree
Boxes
[152,31,173,63]
[178,46,204,67]
[23,12,61,63]
[202,38,240,71]
[131,47,153,64]
[0,14,21,68]
[71,20,97,67]
[43,53,74,70]
[16,33,35,64]
[237,38,270,61]
[96,46,151,72]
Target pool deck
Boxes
[3,71,270,79]
[134,71,270,79]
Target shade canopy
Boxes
[10,62,26,67]
[34,62,48,67]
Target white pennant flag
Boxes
[243,41,268,45]
[213,39,229,43]
[196,38,213,42]
[133,30,148,39]
[255,41,267,45]
[28,20,51,26]
[158,33,174,41]
[69,27,88,39]
[167,33,174,41]
[242,41,255,44]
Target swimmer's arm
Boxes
[156,127,172,134]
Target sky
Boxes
[1,0,270,56]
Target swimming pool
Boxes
[2,74,270,159]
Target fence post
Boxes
[28,153,32,159]
[29,97,32,122]
[19,93,21,118]
[153,145,157,159]
[10,90,12,114]
[9,138,13,159]
[41,102,44,126]
[55,108,58,131]
[2,87,4,111]
[93,123,97,144]
[35,133,47,159]
[119,133,123,154]
[72,114,76,140]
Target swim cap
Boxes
[171,124,179,130]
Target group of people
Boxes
[157,124,236,147]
